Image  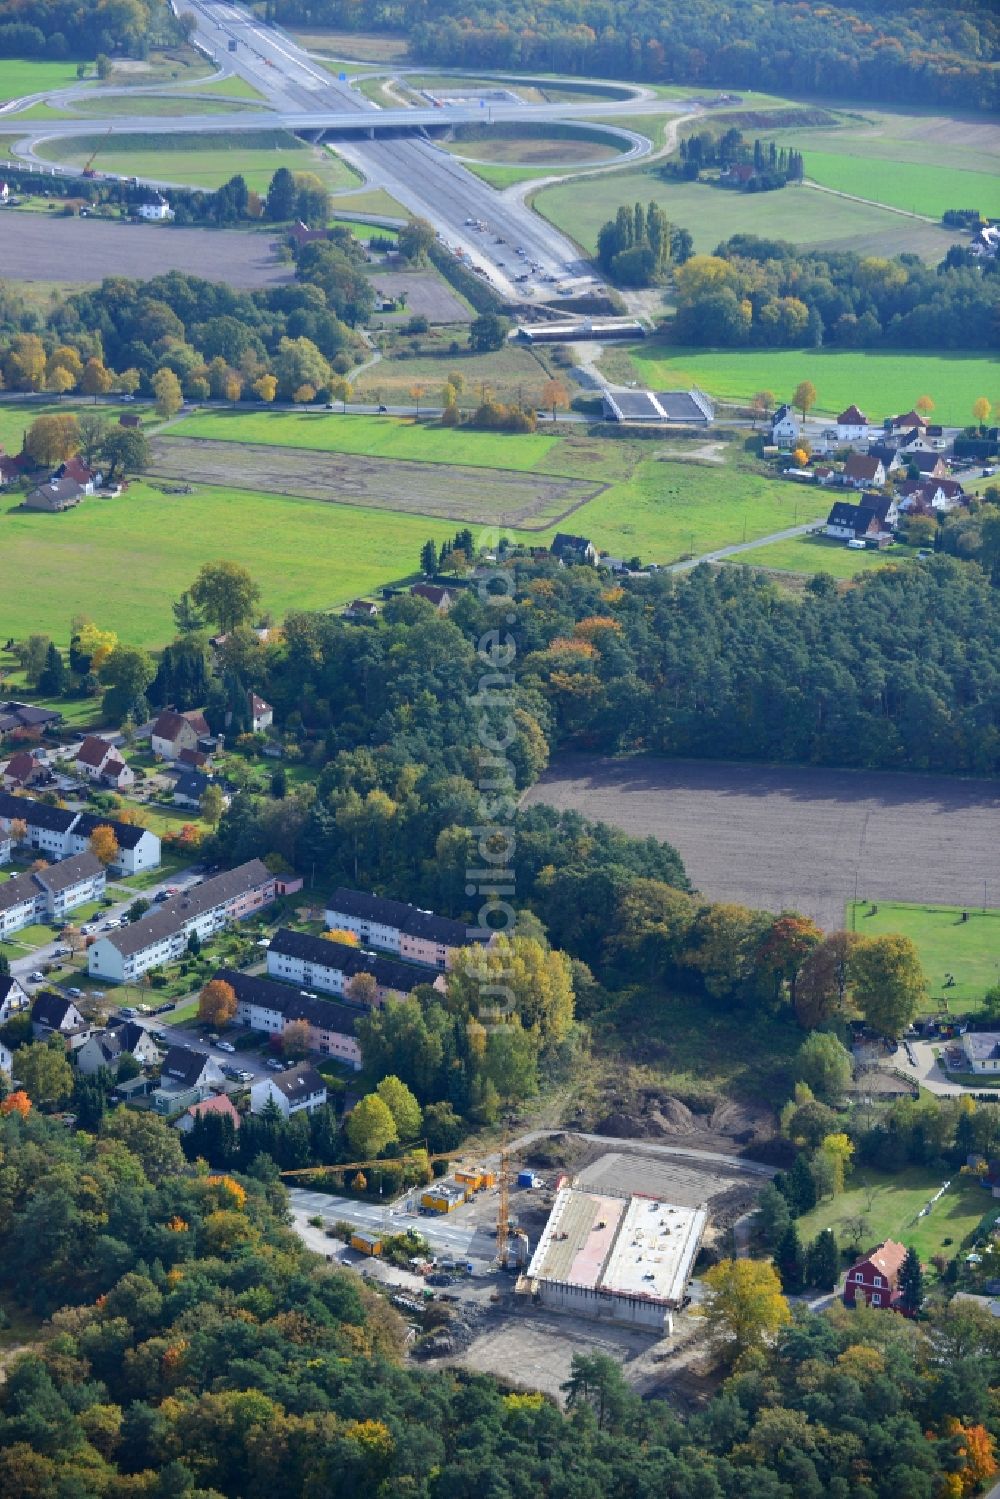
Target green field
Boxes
[803,152,1000,220]
[33,131,358,195]
[731,533,913,579]
[535,173,960,262]
[353,340,557,409]
[625,345,998,426]
[0,478,456,646]
[795,1168,989,1270]
[847,901,1000,1012]
[14,95,263,121]
[0,58,88,102]
[172,409,561,472]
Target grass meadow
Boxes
[34,131,358,194]
[795,1168,989,1268]
[730,533,914,579]
[625,344,998,426]
[0,58,87,101]
[847,900,1000,1012]
[803,153,1000,220]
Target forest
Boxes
[0,0,171,59]
[670,237,1000,351]
[264,0,1000,113]
[2,1107,1000,1497]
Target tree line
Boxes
[670,234,1000,350]
[265,0,1000,114]
[672,128,805,189]
[596,200,692,287]
[0,0,168,62]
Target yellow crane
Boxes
[496,1121,511,1269]
[82,125,113,179]
[279,1146,453,1181]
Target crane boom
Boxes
[82,125,113,178]
[279,1147,453,1179]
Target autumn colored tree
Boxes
[80,358,114,403]
[89,824,120,867]
[152,367,183,419]
[972,396,992,427]
[224,372,243,405]
[541,378,569,422]
[23,413,81,466]
[198,979,237,1028]
[200,784,224,825]
[851,932,926,1037]
[346,971,379,1007]
[410,383,426,416]
[293,383,316,404]
[700,1258,790,1367]
[750,389,775,426]
[915,394,934,419]
[253,373,277,403]
[755,912,823,1010]
[281,1019,311,1058]
[794,931,858,1028]
[323,928,360,947]
[818,1132,854,1195]
[793,379,817,419]
[118,367,141,396]
[0,1090,31,1117]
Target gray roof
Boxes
[269,928,431,994]
[0,870,36,915]
[266,1061,326,1102]
[33,848,103,894]
[608,390,662,419]
[327,887,475,949]
[99,858,273,959]
[0,791,77,833]
[72,811,154,852]
[31,990,82,1030]
[654,390,714,422]
[160,1044,213,1088]
[217,967,360,1035]
[966,1033,1000,1061]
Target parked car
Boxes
[237,1069,254,1083]
[66,987,83,998]
[28,971,45,983]
[119,1006,137,1018]
[217,1040,236,1053]
[266,1058,285,1071]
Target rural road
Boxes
[666,518,825,572]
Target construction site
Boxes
[286,1129,773,1402]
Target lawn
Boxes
[0,478,457,646]
[0,58,88,102]
[25,93,264,119]
[325,188,408,219]
[0,402,144,452]
[353,340,555,409]
[33,131,358,195]
[172,409,561,472]
[625,344,999,426]
[730,533,912,579]
[795,1167,990,1267]
[803,152,1000,220]
[534,173,959,262]
[847,901,1000,1012]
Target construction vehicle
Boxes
[82,126,113,179]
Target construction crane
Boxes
[496,1121,511,1269]
[279,1146,453,1181]
[82,126,113,179]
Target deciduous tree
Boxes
[152,367,183,419]
[345,1092,398,1159]
[700,1258,790,1366]
[376,1075,422,1140]
[23,413,80,465]
[15,1037,73,1105]
[190,560,261,633]
[851,933,926,1037]
[793,379,817,418]
[89,825,120,867]
[198,979,236,1028]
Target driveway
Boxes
[892,1038,965,1097]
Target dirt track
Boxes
[0,215,292,287]
[149,434,605,526]
[523,754,1000,928]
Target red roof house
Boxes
[843,1239,908,1312]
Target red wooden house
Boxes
[843,1238,907,1311]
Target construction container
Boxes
[517,1170,535,1188]
[350,1231,381,1256]
[455,1167,496,1191]
[420,1181,467,1214]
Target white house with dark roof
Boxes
[266,928,440,1005]
[836,404,872,442]
[325,887,482,970]
[771,403,801,444]
[67,813,160,876]
[248,693,273,732]
[963,1033,1000,1073]
[75,1018,161,1077]
[216,967,362,1069]
[151,1044,226,1114]
[32,849,106,919]
[0,974,29,1025]
[31,990,86,1041]
[0,792,159,874]
[250,1062,327,1118]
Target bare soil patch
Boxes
[149,435,604,527]
[523,754,1000,929]
[368,269,470,323]
[0,216,291,288]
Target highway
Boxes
[3,0,694,303]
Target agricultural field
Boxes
[523,755,1000,931]
[148,434,604,527]
[803,153,1000,220]
[353,338,555,408]
[32,130,358,195]
[171,409,561,472]
[0,58,88,102]
[324,188,408,218]
[367,269,471,323]
[0,478,458,647]
[535,172,960,262]
[795,1168,989,1270]
[730,533,915,580]
[624,344,998,426]
[846,901,1000,1012]
[0,214,293,289]
[289,29,410,63]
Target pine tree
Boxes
[420,539,438,575]
[784,1151,817,1216]
[37,642,67,696]
[806,1229,838,1291]
[898,1246,924,1314]
[775,1222,806,1294]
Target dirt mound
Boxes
[709,1100,774,1142]
[597,1093,702,1139]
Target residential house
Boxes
[325,887,483,970]
[771,403,801,444]
[88,858,277,983]
[867,443,905,475]
[32,849,106,919]
[216,967,362,1069]
[67,812,160,876]
[250,1062,327,1118]
[888,410,927,432]
[836,404,871,442]
[906,452,949,479]
[843,1239,908,1311]
[410,583,454,612]
[266,928,441,1005]
[896,478,965,514]
[31,990,86,1042]
[172,770,213,809]
[174,1091,242,1134]
[895,428,938,455]
[2,750,44,790]
[962,1032,1000,1074]
[248,693,273,732]
[0,181,8,204]
[841,454,886,490]
[0,871,41,941]
[23,477,85,513]
[860,491,899,531]
[178,746,210,771]
[137,193,174,221]
[76,1017,161,1076]
[0,830,9,865]
[56,456,103,493]
[0,1040,12,1080]
[151,709,209,762]
[0,702,62,734]
[0,792,159,873]
[0,974,29,1025]
[151,1044,226,1114]
[0,452,29,486]
[74,735,134,789]
[344,599,380,622]
[550,533,598,565]
[825,501,880,542]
